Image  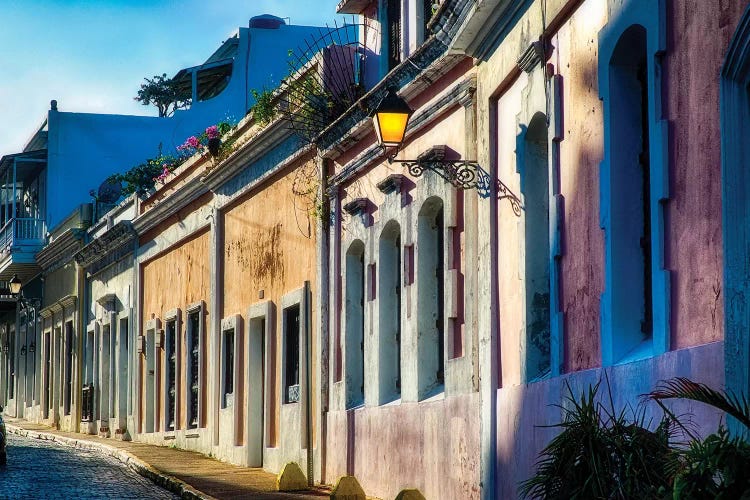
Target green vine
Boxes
[249,88,277,125]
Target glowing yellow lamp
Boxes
[372,86,413,149]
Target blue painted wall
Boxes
[41,16,329,230]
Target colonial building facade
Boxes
[2,1,750,499]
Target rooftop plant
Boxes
[134,73,191,117]
[103,120,235,196]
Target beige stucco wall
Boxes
[141,228,210,432]
[221,159,318,456]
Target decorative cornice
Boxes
[74,221,135,270]
[36,228,85,272]
[342,198,369,216]
[41,294,76,318]
[60,295,77,310]
[95,293,117,308]
[376,174,406,194]
[517,40,551,73]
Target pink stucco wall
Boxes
[553,0,606,372]
[325,393,480,500]
[497,341,724,498]
[664,0,747,349]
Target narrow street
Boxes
[0,432,176,499]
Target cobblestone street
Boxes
[0,432,177,499]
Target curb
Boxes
[6,424,216,500]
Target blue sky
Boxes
[0,0,343,157]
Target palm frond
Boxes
[647,377,750,430]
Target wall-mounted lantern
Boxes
[20,345,26,356]
[8,274,21,296]
[370,86,522,216]
[28,341,35,354]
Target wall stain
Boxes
[226,223,285,283]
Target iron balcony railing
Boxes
[0,217,46,251]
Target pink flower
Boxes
[186,136,200,148]
[206,125,219,139]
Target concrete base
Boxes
[325,392,480,500]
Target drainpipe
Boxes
[75,261,85,433]
[316,156,331,485]
[479,98,501,500]
[304,280,313,486]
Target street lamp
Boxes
[371,86,413,149]
[8,274,21,296]
[370,86,522,216]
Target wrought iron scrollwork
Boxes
[388,151,523,216]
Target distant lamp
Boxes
[8,274,21,296]
[29,341,35,354]
[2,343,8,354]
[369,86,522,216]
[371,86,413,149]
[20,345,26,356]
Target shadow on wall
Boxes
[498,341,725,498]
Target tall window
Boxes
[165,319,177,429]
[386,0,401,71]
[8,328,14,400]
[284,305,300,404]
[418,197,444,398]
[186,310,201,428]
[521,113,551,380]
[222,327,235,408]
[64,321,73,415]
[379,221,401,404]
[44,333,51,415]
[345,240,366,408]
[605,25,652,362]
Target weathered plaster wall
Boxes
[478,0,606,375]
[44,263,77,305]
[496,341,724,498]
[549,0,606,371]
[326,393,480,500]
[328,90,478,495]
[222,163,318,456]
[495,72,527,386]
[664,0,746,349]
[90,258,134,320]
[141,228,210,431]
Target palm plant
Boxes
[647,377,750,499]
[519,379,674,499]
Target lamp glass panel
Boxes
[374,111,409,147]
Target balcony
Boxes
[0,150,47,282]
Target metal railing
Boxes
[0,218,46,251]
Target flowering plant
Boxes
[176,121,234,158]
[99,120,237,199]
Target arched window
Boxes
[521,112,551,380]
[378,221,401,403]
[418,197,444,398]
[345,240,365,408]
[599,7,670,365]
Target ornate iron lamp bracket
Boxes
[386,146,522,216]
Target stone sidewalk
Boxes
[4,417,330,500]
